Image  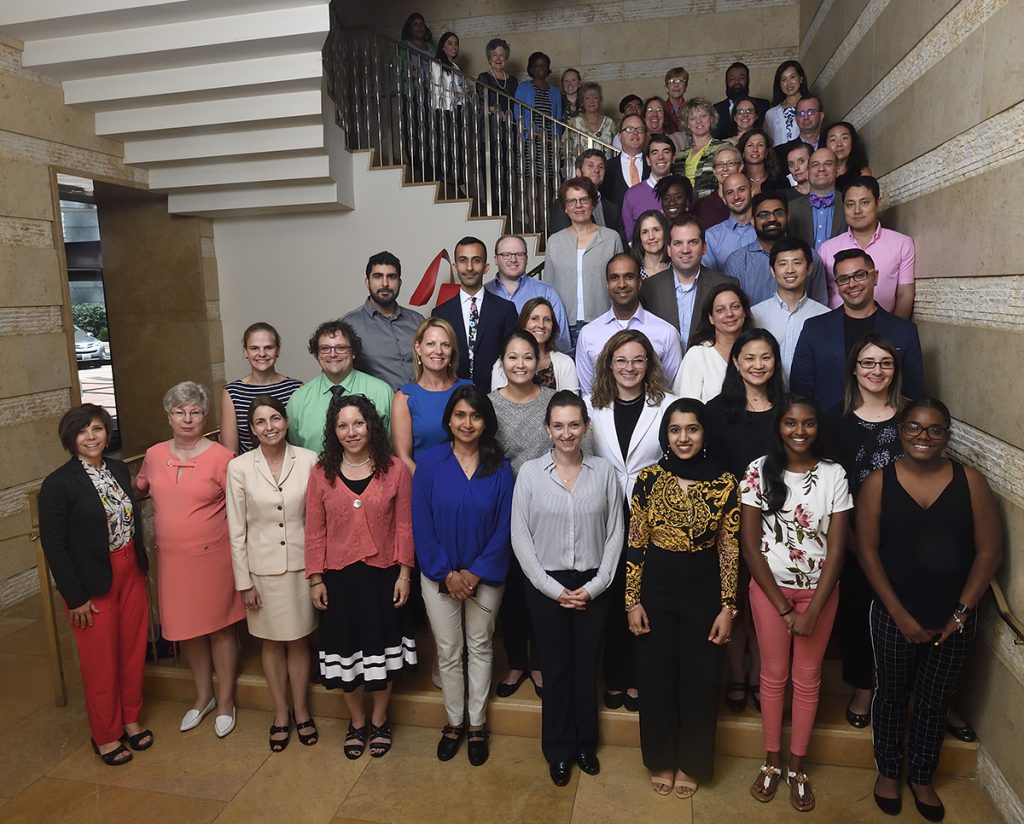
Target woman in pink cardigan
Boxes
[305,394,417,760]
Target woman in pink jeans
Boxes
[739,393,852,812]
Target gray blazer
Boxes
[787,193,847,248]
[544,226,624,323]
[639,265,738,348]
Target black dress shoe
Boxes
[603,691,626,709]
[467,729,489,766]
[576,751,600,775]
[874,792,902,816]
[623,693,640,713]
[495,672,528,698]
[549,761,572,786]
[436,725,465,761]
[725,682,748,713]
[908,778,945,822]
[530,672,543,699]
[846,705,870,728]
[945,721,976,742]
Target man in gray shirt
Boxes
[341,251,425,390]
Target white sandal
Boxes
[750,763,782,802]
[787,769,816,812]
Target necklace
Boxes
[490,69,507,90]
[343,455,372,468]
[746,395,772,412]
[616,394,645,406]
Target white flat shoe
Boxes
[180,697,216,732]
[215,707,236,738]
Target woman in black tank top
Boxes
[855,398,1003,821]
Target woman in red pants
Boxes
[38,404,152,766]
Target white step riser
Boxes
[124,122,326,165]
[148,153,332,190]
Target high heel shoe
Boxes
[91,738,132,766]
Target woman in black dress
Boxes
[856,398,1002,820]
[705,328,786,712]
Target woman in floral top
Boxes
[740,393,852,812]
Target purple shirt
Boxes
[575,305,683,394]
[620,179,662,240]
[819,222,916,311]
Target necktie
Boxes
[330,384,346,398]
[809,192,834,209]
[629,155,640,186]
[467,296,479,377]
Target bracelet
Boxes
[398,576,412,583]
[952,611,966,633]
[445,570,455,581]
[309,580,324,588]
[779,607,794,617]
[625,603,642,613]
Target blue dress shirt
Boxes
[750,292,830,381]
[723,241,829,305]
[811,202,835,250]
[702,218,756,270]
[484,276,572,353]
[675,273,700,347]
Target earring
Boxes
[702,445,707,458]
[662,448,670,460]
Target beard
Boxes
[728,85,750,101]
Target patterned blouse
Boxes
[626,465,740,609]
[80,459,135,551]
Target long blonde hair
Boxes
[412,317,460,382]
[589,329,669,409]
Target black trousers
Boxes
[636,547,724,781]
[602,503,636,691]
[870,601,976,784]
[525,568,609,763]
[499,553,536,672]
[839,552,875,690]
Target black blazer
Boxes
[712,96,771,139]
[432,289,518,393]
[548,195,628,249]
[38,457,149,609]
[600,154,650,208]
[639,266,738,348]
[787,192,848,248]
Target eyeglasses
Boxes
[666,79,687,86]
[856,358,896,371]
[645,107,663,114]
[318,344,352,355]
[834,269,874,286]
[755,208,787,219]
[564,197,591,207]
[735,107,756,116]
[713,160,742,170]
[620,126,647,135]
[901,421,949,439]
[496,251,527,260]
[170,408,205,419]
[612,356,648,369]
[797,108,820,117]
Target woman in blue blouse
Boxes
[413,384,514,767]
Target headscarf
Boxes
[657,398,725,481]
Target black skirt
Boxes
[319,563,418,692]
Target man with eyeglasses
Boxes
[575,253,682,393]
[723,193,829,304]
[711,62,770,140]
[819,175,916,319]
[484,234,571,352]
[788,147,848,251]
[548,149,627,247]
[341,251,425,390]
[702,172,756,269]
[795,94,826,149]
[286,320,394,451]
[601,115,650,207]
[790,248,924,410]
[621,134,677,238]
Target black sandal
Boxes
[725,682,748,713]
[124,729,154,751]
[295,716,318,746]
[344,723,367,760]
[269,720,291,753]
[91,739,133,766]
[369,720,393,758]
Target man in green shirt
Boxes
[286,320,393,452]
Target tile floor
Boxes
[0,597,1006,823]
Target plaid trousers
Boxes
[869,600,976,784]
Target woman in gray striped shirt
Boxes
[511,391,623,787]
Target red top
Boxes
[304,455,414,575]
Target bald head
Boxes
[721,173,752,217]
[808,147,838,194]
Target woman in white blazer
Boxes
[585,329,678,712]
[227,395,318,752]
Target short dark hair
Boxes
[545,390,589,426]
[558,176,599,207]
[751,192,788,214]
[840,175,880,200]
[57,404,113,455]
[654,174,692,204]
[769,236,813,268]
[834,248,875,270]
[786,141,814,160]
[670,213,705,243]
[618,94,642,113]
[246,393,288,430]
[454,235,487,258]
[689,283,753,346]
[899,396,952,427]
[365,251,401,278]
[502,329,540,360]
[527,51,550,71]
[798,94,822,111]
[605,252,639,279]
[647,133,675,155]
[242,321,280,349]
[307,319,362,361]
[727,61,750,75]
[575,148,606,170]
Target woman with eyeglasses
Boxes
[490,298,579,392]
[693,144,743,230]
[413,385,514,766]
[823,334,905,732]
[630,210,671,281]
[644,95,687,152]
[136,381,244,738]
[586,329,678,712]
[856,398,1002,820]
[764,61,809,147]
[671,97,730,199]
[727,96,762,145]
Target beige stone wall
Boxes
[800,0,1024,814]
[338,0,799,117]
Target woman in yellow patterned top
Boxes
[626,398,740,799]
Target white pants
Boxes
[421,573,504,727]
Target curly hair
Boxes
[442,385,505,477]
[318,394,393,484]
[307,319,362,363]
[589,329,669,410]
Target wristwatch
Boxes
[954,601,973,615]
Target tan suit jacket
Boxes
[227,444,318,589]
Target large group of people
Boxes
[37,19,1002,823]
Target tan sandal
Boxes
[787,769,816,812]
[650,772,673,796]
[750,763,783,802]
[674,774,698,799]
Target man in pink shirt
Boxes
[819,175,915,319]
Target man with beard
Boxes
[712,62,769,139]
[723,193,829,305]
[342,251,425,389]
[702,173,756,270]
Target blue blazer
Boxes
[432,290,518,393]
[789,304,924,410]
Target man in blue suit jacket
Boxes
[790,248,924,410]
[432,236,518,393]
